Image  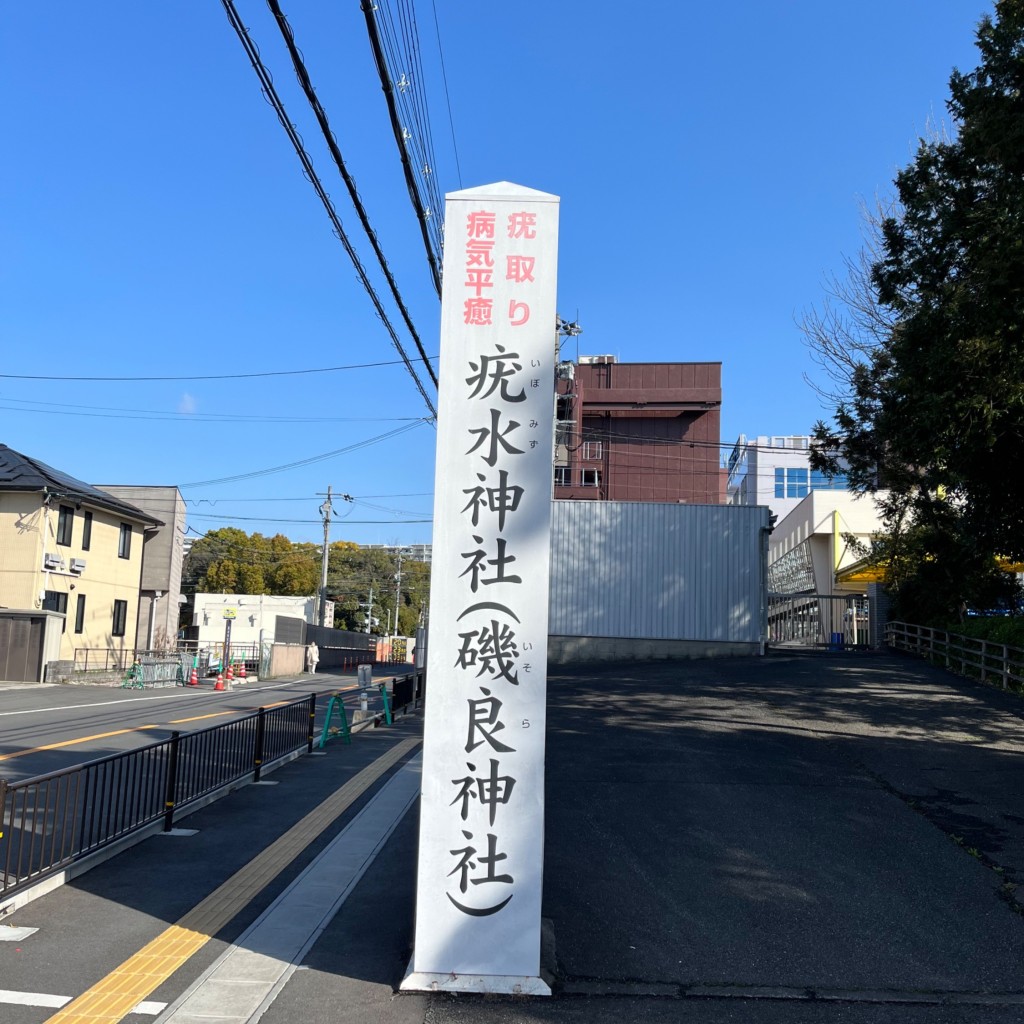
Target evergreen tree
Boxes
[812,0,1024,619]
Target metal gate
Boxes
[768,593,870,649]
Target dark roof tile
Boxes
[0,444,163,526]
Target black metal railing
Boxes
[0,694,315,902]
[389,669,426,715]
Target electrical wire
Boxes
[371,0,445,274]
[187,513,431,524]
[0,356,435,383]
[361,0,443,294]
[558,423,834,457]
[0,398,427,425]
[219,0,437,418]
[266,0,437,386]
[430,0,461,189]
[180,420,427,487]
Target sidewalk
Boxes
[4,652,1024,1023]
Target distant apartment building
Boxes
[363,543,432,564]
[726,434,850,522]
[554,356,723,504]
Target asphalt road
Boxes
[5,650,1024,1024]
[0,670,388,782]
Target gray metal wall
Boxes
[549,501,769,645]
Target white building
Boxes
[187,593,332,647]
[363,543,432,564]
[726,435,850,522]
[768,490,886,596]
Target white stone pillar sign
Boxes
[402,182,559,995]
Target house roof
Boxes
[0,444,163,526]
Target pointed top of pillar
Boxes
[446,181,559,203]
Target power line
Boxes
[219,0,437,418]
[187,513,431,524]
[561,424,836,457]
[0,399,427,425]
[0,356,434,383]
[180,420,427,487]
[98,492,434,510]
[266,0,437,386]
[361,0,443,295]
[429,0,461,189]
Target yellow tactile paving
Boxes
[46,926,208,1023]
[43,734,421,1024]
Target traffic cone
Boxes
[226,663,234,684]
[188,665,199,687]
[238,660,247,683]
[214,671,225,691]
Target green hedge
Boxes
[943,617,1024,649]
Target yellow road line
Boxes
[169,701,288,724]
[4,700,310,754]
[0,726,157,763]
[45,734,422,1024]
[167,711,237,724]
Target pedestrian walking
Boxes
[306,641,320,674]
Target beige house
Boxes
[0,444,161,671]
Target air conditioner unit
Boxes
[70,558,86,573]
[43,552,64,570]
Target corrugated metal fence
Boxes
[549,501,769,643]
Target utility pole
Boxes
[364,584,374,633]
[393,548,405,639]
[317,487,333,628]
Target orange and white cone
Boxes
[188,665,199,687]
[214,671,225,691]
[226,663,234,685]
[238,661,247,682]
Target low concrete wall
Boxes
[548,635,760,664]
[46,661,123,686]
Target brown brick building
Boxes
[554,357,723,503]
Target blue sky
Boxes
[0,1,990,547]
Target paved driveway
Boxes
[540,651,1024,1002]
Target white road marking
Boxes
[0,990,166,1014]
[0,925,39,940]
[0,681,304,718]
[0,989,67,1008]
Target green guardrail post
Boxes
[379,682,392,726]
[318,694,351,747]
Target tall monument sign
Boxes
[402,182,559,995]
